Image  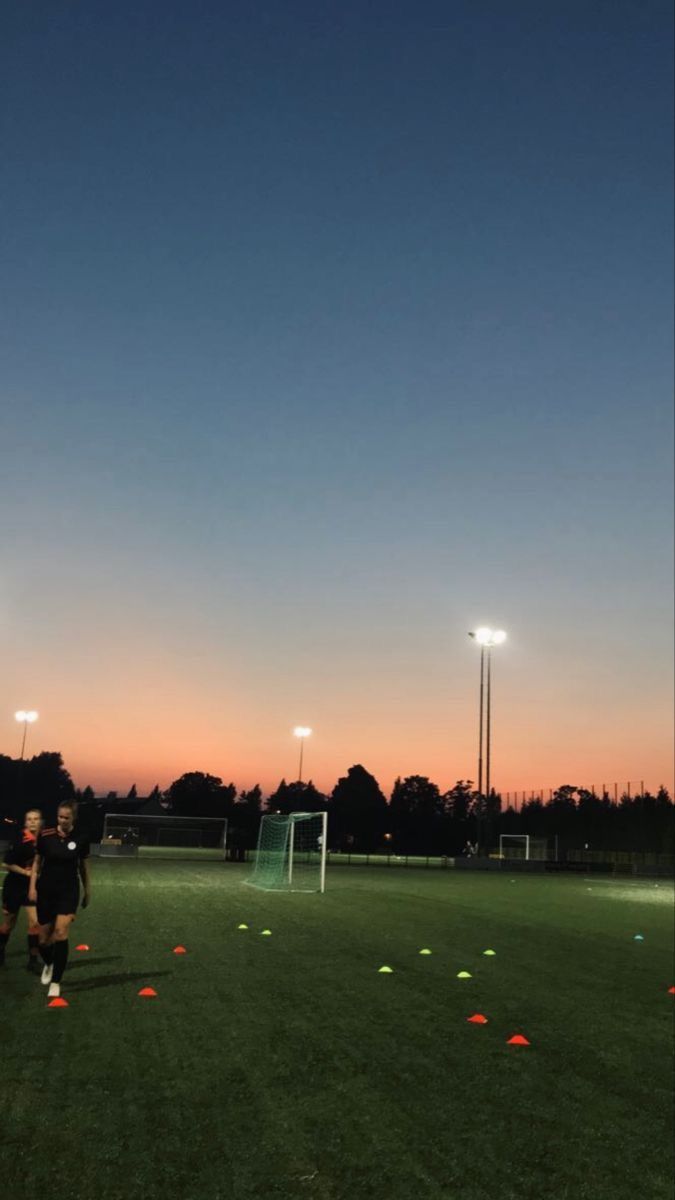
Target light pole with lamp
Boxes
[468,629,506,844]
[293,726,312,783]
[15,711,38,760]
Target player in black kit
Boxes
[0,809,43,970]
[28,801,91,1000]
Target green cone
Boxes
[419,948,432,955]
[378,965,394,973]
[482,949,496,956]
[260,929,272,936]
[237,924,249,930]
[457,971,472,979]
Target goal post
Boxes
[499,834,530,860]
[498,834,550,861]
[246,811,328,892]
[100,813,227,860]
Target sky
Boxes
[1,0,673,799]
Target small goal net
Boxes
[100,813,227,860]
[498,834,549,861]
[246,812,327,892]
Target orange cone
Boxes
[467,1013,488,1024]
[172,946,187,954]
[75,944,90,952]
[506,1034,530,1046]
[138,987,158,997]
[668,986,675,994]
[48,997,69,1008]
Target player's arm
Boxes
[1,859,31,877]
[79,856,91,907]
[2,843,31,877]
[28,853,41,903]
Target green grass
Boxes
[1,863,673,1200]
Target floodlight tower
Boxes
[468,629,506,804]
[15,710,38,760]
[293,726,312,783]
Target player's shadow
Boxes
[67,955,123,971]
[68,970,172,993]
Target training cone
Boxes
[138,987,158,997]
[506,1035,530,1046]
[419,948,432,955]
[237,924,249,930]
[172,946,187,954]
[260,929,272,936]
[48,997,69,1008]
[457,971,472,979]
[378,966,393,973]
[467,1013,488,1024]
[482,949,496,956]
[668,986,675,994]
[75,944,90,952]
[633,934,644,941]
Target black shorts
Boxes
[36,882,80,925]
[2,874,31,915]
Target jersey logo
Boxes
[67,841,77,851]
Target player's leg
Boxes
[48,913,76,999]
[0,908,18,965]
[24,904,41,971]
[36,888,57,984]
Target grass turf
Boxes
[0,863,672,1200]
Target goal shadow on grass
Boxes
[67,970,172,993]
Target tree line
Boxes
[0,753,672,856]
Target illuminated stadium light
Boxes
[468,628,508,835]
[15,709,39,760]
[15,710,38,723]
[293,726,312,782]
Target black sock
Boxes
[39,942,54,966]
[52,940,69,983]
[28,933,39,958]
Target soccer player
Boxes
[0,809,43,970]
[28,801,91,1000]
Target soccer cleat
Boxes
[41,963,54,985]
[47,982,61,999]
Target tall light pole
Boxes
[293,726,312,783]
[15,711,38,760]
[468,629,506,818]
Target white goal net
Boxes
[246,812,327,892]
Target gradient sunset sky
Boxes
[2,1,673,798]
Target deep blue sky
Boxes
[1,1,673,794]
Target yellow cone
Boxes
[378,965,393,973]
[457,971,472,979]
[237,924,249,930]
[260,929,272,936]
[419,948,432,955]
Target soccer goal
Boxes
[498,834,549,861]
[100,813,227,860]
[246,811,327,892]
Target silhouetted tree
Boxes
[442,780,474,853]
[266,779,327,815]
[166,772,236,819]
[330,764,388,851]
[229,785,263,856]
[390,776,443,854]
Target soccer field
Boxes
[1,863,673,1200]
